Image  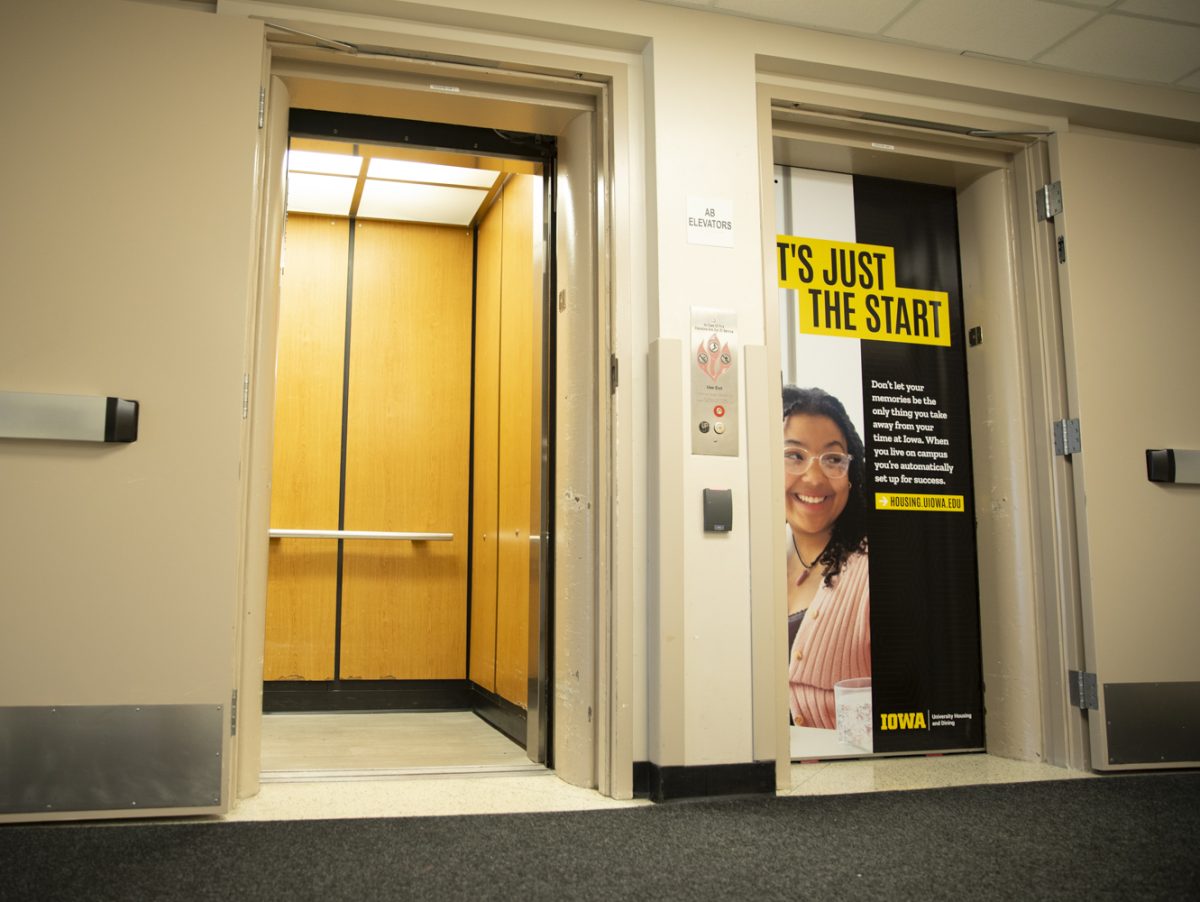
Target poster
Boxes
[776,167,984,758]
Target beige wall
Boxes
[3,0,1198,815]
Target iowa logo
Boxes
[879,712,927,731]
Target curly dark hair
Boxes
[782,385,868,587]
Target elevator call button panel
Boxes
[690,308,738,457]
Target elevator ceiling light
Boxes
[357,180,487,225]
[286,172,357,216]
[367,157,500,189]
[287,149,364,177]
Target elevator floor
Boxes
[260,711,543,782]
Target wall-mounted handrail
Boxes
[268,529,453,541]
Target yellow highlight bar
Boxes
[876,493,965,512]
[777,234,951,347]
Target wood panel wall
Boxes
[263,215,347,681]
[266,181,538,696]
[340,220,474,679]
[264,215,472,683]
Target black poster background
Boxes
[853,175,984,752]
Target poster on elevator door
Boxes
[774,167,984,759]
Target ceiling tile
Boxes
[1037,14,1200,82]
[357,181,487,225]
[1116,0,1200,25]
[885,0,1097,60]
[713,0,913,34]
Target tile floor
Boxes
[223,712,1092,822]
[259,710,542,779]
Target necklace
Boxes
[791,531,828,571]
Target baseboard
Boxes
[645,761,777,802]
[632,761,652,797]
[470,684,528,748]
[262,680,473,713]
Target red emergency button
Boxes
[713,405,725,417]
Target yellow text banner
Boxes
[875,492,965,512]
[777,235,951,347]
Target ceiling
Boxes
[646,0,1200,92]
[286,138,540,226]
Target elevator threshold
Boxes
[261,764,549,784]
[260,710,543,783]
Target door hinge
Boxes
[242,374,250,419]
[230,689,238,736]
[1053,417,1081,456]
[1068,670,1098,710]
[610,354,619,394]
[258,86,266,129]
[1036,181,1063,221]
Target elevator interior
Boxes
[262,120,551,775]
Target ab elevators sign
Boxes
[687,196,735,248]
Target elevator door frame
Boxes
[753,80,1088,781]
[235,44,615,799]
[262,110,554,737]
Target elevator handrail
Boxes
[268,529,453,541]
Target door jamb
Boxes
[234,42,623,800]
[754,78,1088,778]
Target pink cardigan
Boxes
[788,550,871,729]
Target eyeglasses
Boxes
[783,449,853,477]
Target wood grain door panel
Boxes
[263,215,348,681]
[340,220,473,680]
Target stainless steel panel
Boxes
[0,391,106,441]
[527,171,551,764]
[0,704,224,814]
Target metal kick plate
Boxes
[0,704,224,814]
[1104,682,1200,766]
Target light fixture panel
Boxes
[367,158,500,189]
[357,181,487,225]
[286,172,357,216]
[287,149,363,177]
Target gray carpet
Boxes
[2,773,1197,901]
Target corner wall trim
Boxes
[645,761,776,802]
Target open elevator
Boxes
[260,111,553,776]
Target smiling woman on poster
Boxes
[783,386,871,731]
